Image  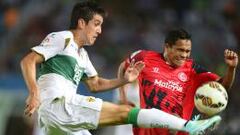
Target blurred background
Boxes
[0,0,239,135]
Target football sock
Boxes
[127,107,187,130]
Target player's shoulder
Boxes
[130,50,160,58]
[181,59,196,70]
[190,60,209,74]
[130,50,144,58]
[145,50,161,56]
[80,47,88,55]
[47,30,72,39]
[185,59,194,65]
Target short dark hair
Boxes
[69,1,106,29]
[164,28,191,47]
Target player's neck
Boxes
[163,53,171,65]
[70,30,85,48]
[163,52,177,68]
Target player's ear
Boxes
[165,43,171,48]
[77,18,86,29]
[164,43,170,52]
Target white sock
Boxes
[137,108,187,130]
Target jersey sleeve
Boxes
[192,62,220,84]
[31,32,65,61]
[81,50,98,80]
[124,50,145,69]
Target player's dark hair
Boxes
[69,1,106,29]
[164,28,191,47]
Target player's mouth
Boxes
[175,59,186,65]
[93,35,98,40]
[178,59,186,63]
[176,57,186,61]
[92,36,97,41]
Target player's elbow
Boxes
[85,76,102,93]
[87,84,100,93]
[20,56,29,70]
[89,86,99,93]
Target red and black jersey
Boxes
[125,50,220,135]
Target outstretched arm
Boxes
[84,61,144,92]
[117,61,128,104]
[117,61,136,106]
[20,51,44,116]
[220,49,238,89]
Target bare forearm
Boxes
[20,58,39,96]
[87,60,144,92]
[92,77,128,92]
[85,76,128,93]
[221,49,238,90]
[119,86,128,104]
[221,67,236,90]
[21,52,44,96]
[21,52,44,116]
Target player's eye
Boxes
[94,23,99,26]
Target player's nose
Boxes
[96,27,102,34]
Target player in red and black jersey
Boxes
[119,28,238,135]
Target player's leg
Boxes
[99,101,221,134]
[98,101,132,126]
[38,95,221,134]
[99,102,187,129]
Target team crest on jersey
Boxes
[86,96,96,102]
[178,72,188,82]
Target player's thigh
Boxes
[41,124,91,135]
[46,125,67,135]
[39,95,102,131]
[98,101,133,126]
[71,130,92,135]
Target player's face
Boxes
[83,14,103,45]
[164,39,191,67]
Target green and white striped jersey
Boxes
[32,31,97,101]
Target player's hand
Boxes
[24,95,40,117]
[117,61,125,79]
[224,49,238,68]
[123,60,145,83]
[119,100,136,107]
[209,81,220,89]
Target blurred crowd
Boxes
[0,0,239,135]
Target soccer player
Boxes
[119,28,239,135]
[20,2,222,135]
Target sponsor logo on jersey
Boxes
[73,64,83,85]
[154,79,183,92]
[177,72,188,82]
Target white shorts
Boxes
[38,94,103,134]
